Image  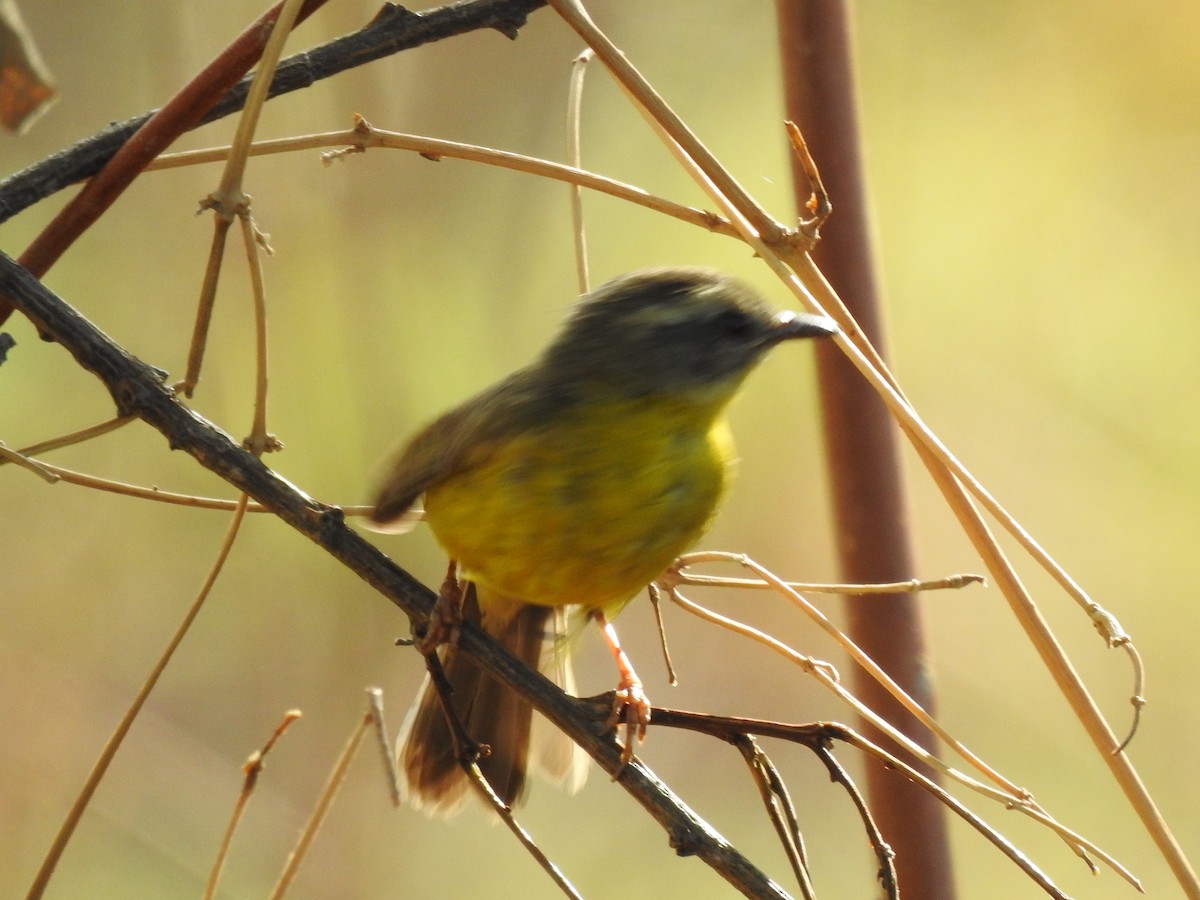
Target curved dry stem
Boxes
[18,460,263,509]
[6,416,134,462]
[566,49,594,294]
[661,558,1137,886]
[180,214,233,396]
[675,570,985,595]
[364,687,402,808]
[0,440,59,482]
[148,124,740,241]
[810,744,898,900]
[1113,640,1146,754]
[541,1,1185,887]
[783,121,831,242]
[26,493,252,900]
[7,457,380,516]
[237,212,278,457]
[26,461,381,523]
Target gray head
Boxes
[538,267,836,399]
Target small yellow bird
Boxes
[370,267,835,813]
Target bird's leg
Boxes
[594,611,651,767]
[413,560,468,656]
[423,644,490,769]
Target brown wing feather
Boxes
[369,368,567,528]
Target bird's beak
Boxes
[772,310,839,342]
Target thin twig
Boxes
[674,569,985,595]
[732,735,816,898]
[783,121,831,243]
[538,1,1185,888]
[653,711,1071,899]
[566,49,593,294]
[0,440,59,482]
[237,212,278,455]
[25,493,253,900]
[7,459,258,509]
[364,688,402,807]
[8,449,374,515]
[181,217,233,395]
[205,710,303,900]
[646,582,678,686]
[466,764,585,899]
[5,416,132,461]
[810,743,898,900]
[148,122,741,240]
[269,710,371,900]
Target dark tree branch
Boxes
[0,0,548,226]
[0,251,791,899]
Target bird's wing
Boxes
[368,369,557,530]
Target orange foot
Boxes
[594,611,651,769]
[415,561,467,656]
[608,675,651,769]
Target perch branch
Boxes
[0,251,791,899]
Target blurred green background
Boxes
[2,2,1197,897]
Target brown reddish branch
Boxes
[774,2,955,895]
[7,0,330,327]
[0,0,551,327]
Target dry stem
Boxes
[25,493,253,900]
[206,710,303,900]
[544,1,1189,891]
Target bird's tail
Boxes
[397,583,586,815]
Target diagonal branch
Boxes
[0,0,549,228]
[0,250,792,899]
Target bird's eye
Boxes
[714,308,754,339]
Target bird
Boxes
[369,266,836,814]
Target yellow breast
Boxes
[423,396,736,613]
